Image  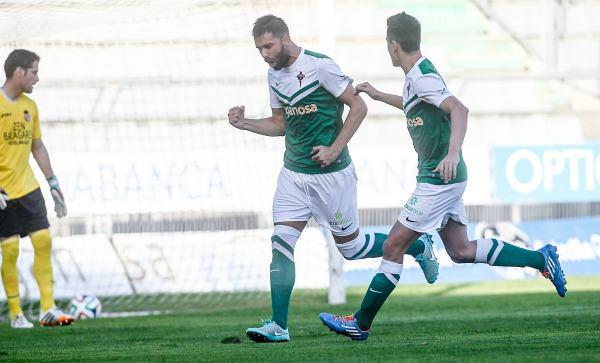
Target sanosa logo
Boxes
[407,116,424,127]
[285,104,318,116]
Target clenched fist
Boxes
[228,106,246,130]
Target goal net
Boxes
[0,0,350,318]
[4,0,584,319]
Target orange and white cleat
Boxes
[39,307,75,327]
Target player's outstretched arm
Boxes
[432,96,469,183]
[355,82,404,110]
[31,138,67,218]
[312,84,367,168]
[227,106,285,137]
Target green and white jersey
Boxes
[403,57,467,185]
[268,48,352,174]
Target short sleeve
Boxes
[317,58,353,98]
[32,102,42,139]
[267,74,283,108]
[412,74,453,107]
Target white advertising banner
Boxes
[36,121,491,217]
[3,227,329,301]
[9,234,132,301]
[110,227,329,294]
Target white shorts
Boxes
[399,181,468,233]
[272,163,359,237]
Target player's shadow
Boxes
[429,283,473,297]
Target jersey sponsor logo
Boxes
[407,116,424,128]
[3,122,33,145]
[284,104,318,116]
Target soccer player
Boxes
[0,49,73,328]
[227,15,439,343]
[319,12,567,341]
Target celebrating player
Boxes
[0,49,73,328]
[319,12,567,341]
[228,15,439,343]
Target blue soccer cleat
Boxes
[246,320,290,343]
[415,233,439,284]
[319,313,369,341]
[537,244,567,297]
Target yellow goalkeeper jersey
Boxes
[0,91,42,199]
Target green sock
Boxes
[359,233,387,258]
[489,239,545,271]
[354,273,398,331]
[270,249,295,329]
[478,238,545,271]
[359,233,425,258]
[405,235,426,257]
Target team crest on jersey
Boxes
[23,110,30,122]
[296,71,305,87]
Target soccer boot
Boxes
[537,244,567,297]
[11,314,34,329]
[415,233,439,284]
[319,313,369,341]
[39,307,75,327]
[246,320,290,343]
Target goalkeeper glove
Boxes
[47,176,67,218]
[0,188,8,210]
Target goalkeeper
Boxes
[0,49,73,328]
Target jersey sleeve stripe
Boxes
[404,94,419,109]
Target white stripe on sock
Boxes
[488,240,504,265]
[273,225,301,249]
[384,272,399,286]
[475,238,493,263]
[272,242,294,262]
[379,259,402,286]
[336,234,365,259]
[379,259,403,274]
[354,233,375,259]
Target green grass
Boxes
[1,277,599,362]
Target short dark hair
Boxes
[252,14,289,38]
[4,49,40,79]
[386,12,421,52]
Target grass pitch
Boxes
[1,277,599,362]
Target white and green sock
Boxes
[354,259,403,331]
[270,225,301,329]
[475,238,545,271]
[337,233,425,260]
